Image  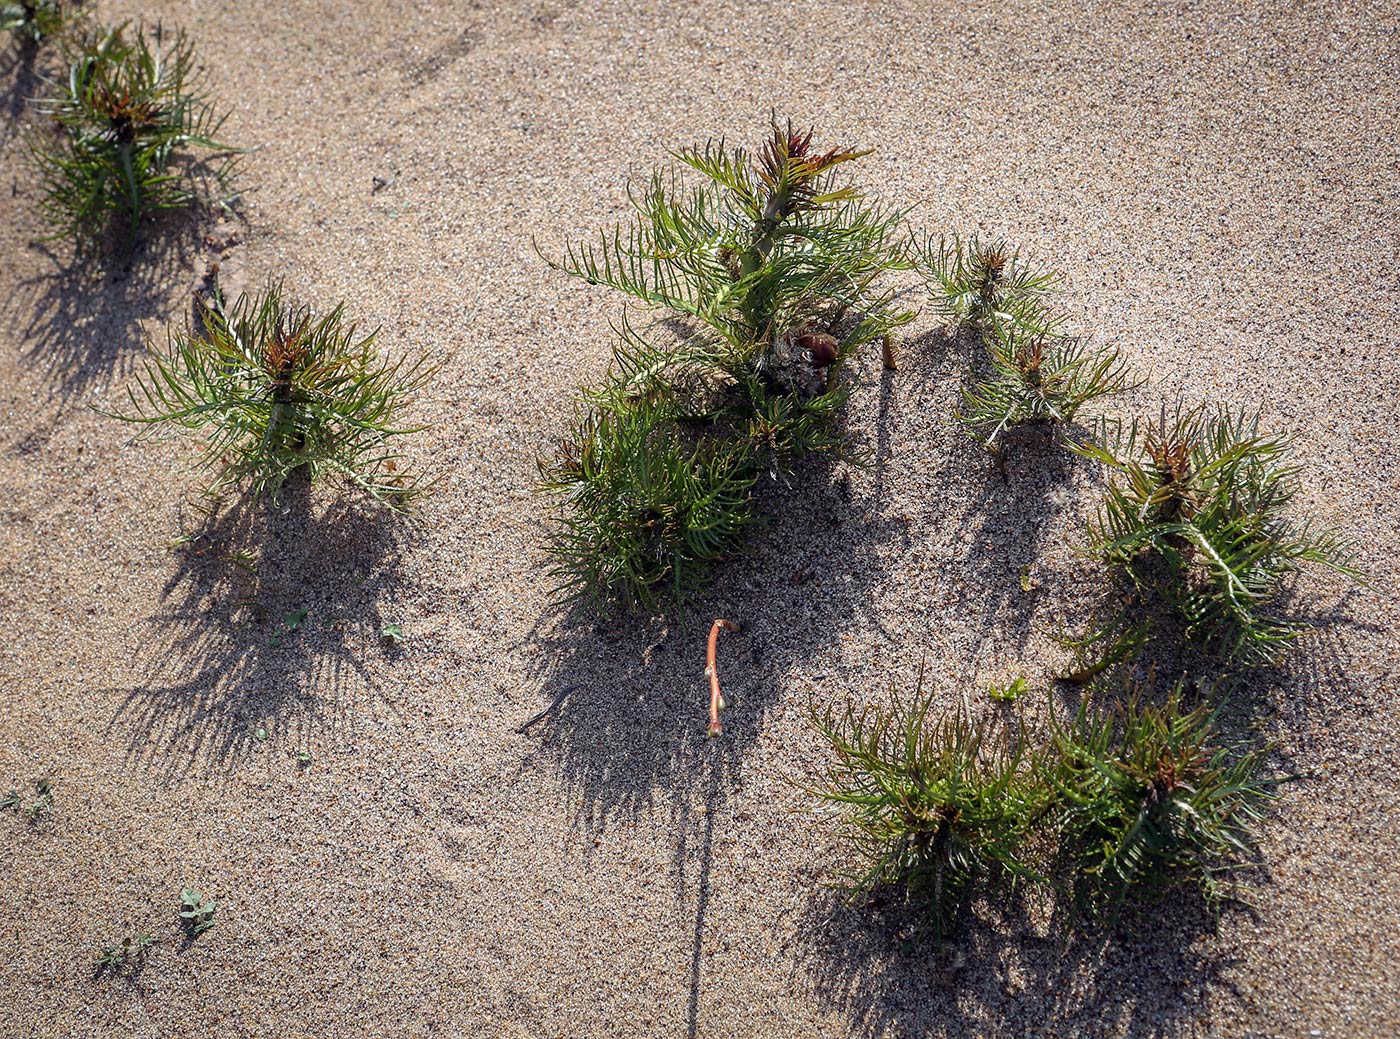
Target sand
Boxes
[1,1,1397,1036]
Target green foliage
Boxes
[1,0,68,42]
[1074,402,1361,666]
[915,233,1060,333]
[96,931,155,971]
[987,675,1028,703]
[29,22,236,248]
[2,778,53,819]
[112,281,435,511]
[380,622,405,646]
[539,120,911,611]
[179,887,216,937]
[538,393,757,612]
[957,322,1133,452]
[813,680,1047,932]
[1049,683,1278,911]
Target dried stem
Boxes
[706,618,740,737]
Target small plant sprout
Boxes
[112,282,436,511]
[705,618,741,737]
[1050,681,1279,911]
[957,323,1133,453]
[3,778,53,819]
[30,22,238,248]
[915,233,1061,334]
[380,622,405,647]
[179,887,216,937]
[1,0,68,43]
[96,931,155,971]
[987,675,1028,703]
[813,678,1047,933]
[296,749,312,768]
[539,119,912,611]
[1073,402,1362,666]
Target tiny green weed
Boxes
[111,281,435,511]
[96,931,155,971]
[179,887,216,937]
[380,622,405,646]
[29,22,237,248]
[3,778,53,819]
[987,675,1029,703]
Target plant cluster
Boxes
[113,281,435,510]
[29,21,235,247]
[915,233,1131,454]
[814,677,1278,927]
[1073,403,1360,667]
[538,120,911,611]
[1,0,68,42]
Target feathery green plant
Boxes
[112,281,435,511]
[1073,402,1361,666]
[812,679,1047,931]
[29,22,236,247]
[915,233,1060,334]
[539,120,911,611]
[957,321,1133,452]
[1,0,68,42]
[1050,682,1278,911]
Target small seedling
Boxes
[1073,401,1362,666]
[3,778,53,819]
[295,750,312,768]
[812,676,1048,933]
[179,887,216,937]
[96,931,155,971]
[380,622,405,646]
[987,675,1028,703]
[1,0,68,42]
[111,281,435,511]
[29,22,238,248]
[915,233,1060,333]
[957,323,1133,452]
[253,726,267,742]
[1049,681,1279,911]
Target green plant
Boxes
[380,622,405,646]
[1049,682,1279,911]
[179,887,216,937]
[96,931,154,970]
[1,0,68,42]
[915,233,1060,334]
[112,281,435,511]
[3,778,53,819]
[1073,402,1361,666]
[987,675,1029,703]
[957,323,1132,452]
[538,120,911,611]
[812,679,1047,932]
[29,22,237,247]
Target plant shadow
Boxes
[107,476,407,781]
[796,879,1248,1038]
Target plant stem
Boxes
[706,618,740,737]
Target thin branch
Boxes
[706,619,741,737]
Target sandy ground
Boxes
[1,1,1398,1036]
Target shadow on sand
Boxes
[107,475,407,781]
